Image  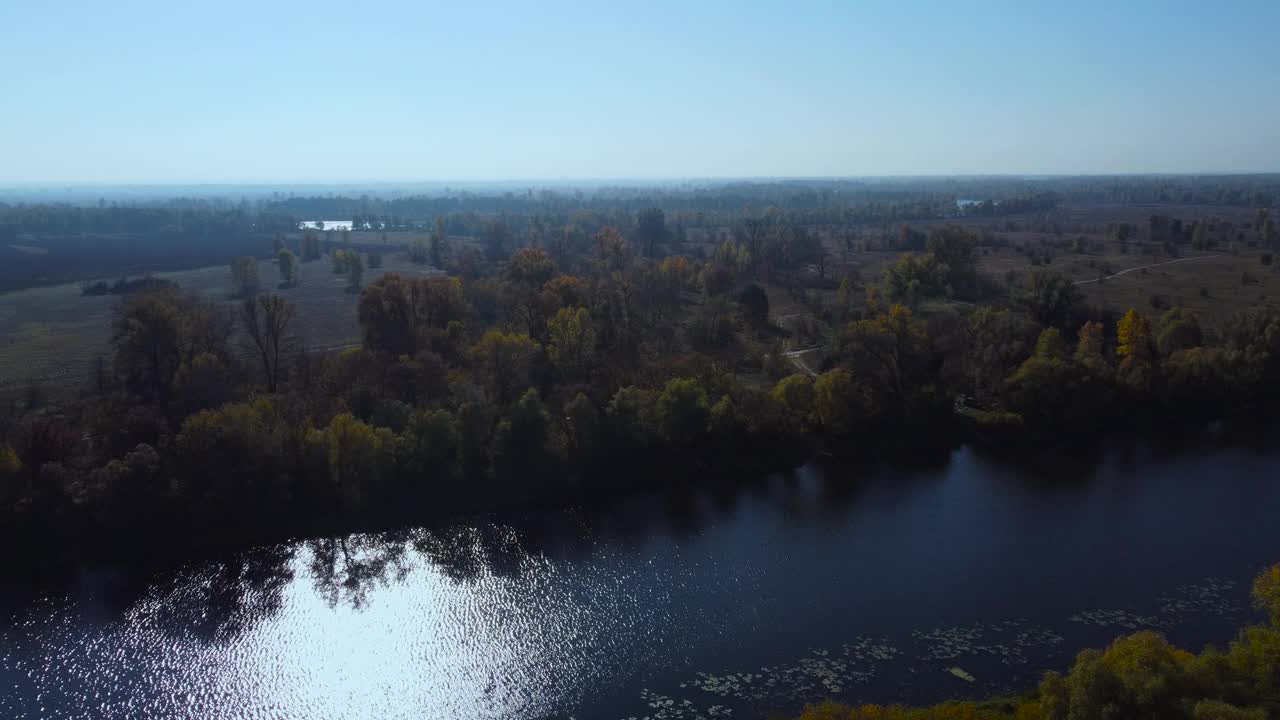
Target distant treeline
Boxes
[3,176,1276,293]
[0,206,296,291]
[81,275,178,296]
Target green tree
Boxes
[277,248,298,288]
[230,256,260,297]
[840,304,928,413]
[172,351,237,416]
[347,252,365,290]
[429,216,450,267]
[926,225,979,293]
[607,386,657,450]
[881,253,948,306]
[175,398,295,518]
[771,374,816,430]
[1020,270,1082,328]
[736,283,770,328]
[1157,307,1204,357]
[814,368,868,438]
[301,231,322,261]
[654,378,710,447]
[112,292,184,399]
[491,389,554,487]
[635,207,667,257]
[396,409,460,486]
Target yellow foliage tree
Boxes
[1117,308,1153,361]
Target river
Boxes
[3,432,1279,719]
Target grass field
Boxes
[0,253,438,389]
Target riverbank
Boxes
[793,564,1280,720]
[5,407,1272,579]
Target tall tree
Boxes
[347,252,365,291]
[230,256,260,298]
[241,295,297,393]
[277,248,298,288]
[301,231,322,262]
[429,216,450,267]
[635,208,667,258]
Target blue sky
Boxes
[3,0,1278,182]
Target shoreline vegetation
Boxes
[793,564,1280,720]
[2,183,1279,572]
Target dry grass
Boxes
[0,253,436,389]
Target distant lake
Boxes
[298,220,354,231]
[3,432,1279,719]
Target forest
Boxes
[1,178,1280,564]
[794,564,1280,720]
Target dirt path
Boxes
[781,347,820,377]
[1071,254,1220,286]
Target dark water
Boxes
[3,435,1280,719]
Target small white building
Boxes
[298,220,355,231]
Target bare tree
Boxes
[241,295,297,393]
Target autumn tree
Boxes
[547,306,596,380]
[1253,563,1280,626]
[473,330,539,404]
[241,294,297,393]
[1117,308,1154,362]
[1117,307,1156,390]
[112,290,233,402]
[307,412,395,511]
[881,253,948,306]
[594,226,631,272]
[840,304,929,414]
[358,274,468,356]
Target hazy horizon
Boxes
[4,0,1279,183]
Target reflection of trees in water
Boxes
[302,525,541,608]
[296,459,997,611]
[136,543,297,643]
[306,531,412,609]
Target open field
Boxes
[0,252,437,389]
